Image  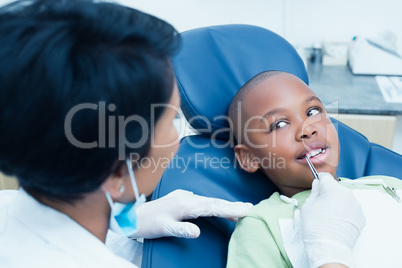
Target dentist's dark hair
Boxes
[0,0,180,202]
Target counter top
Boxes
[307,64,402,115]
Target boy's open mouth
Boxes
[297,148,326,159]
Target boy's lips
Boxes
[297,143,328,163]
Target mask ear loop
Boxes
[105,191,123,234]
[126,157,146,207]
[105,192,114,207]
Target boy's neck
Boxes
[278,174,339,197]
[279,186,309,198]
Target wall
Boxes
[121,0,402,51]
[1,0,401,48]
[284,0,402,47]
[119,0,284,35]
[1,0,401,50]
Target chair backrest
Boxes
[142,25,402,268]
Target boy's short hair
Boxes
[228,70,283,143]
[0,0,180,202]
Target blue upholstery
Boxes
[173,24,308,140]
[142,25,402,268]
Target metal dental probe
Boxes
[305,156,319,180]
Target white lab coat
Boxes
[0,189,143,268]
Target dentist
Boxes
[0,0,252,267]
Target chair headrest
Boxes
[172,24,308,140]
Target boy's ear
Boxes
[234,145,260,173]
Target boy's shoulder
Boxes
[244,175,402,222]
[246,190,310,222]
[340,175,402,189]
[248,192,281,215]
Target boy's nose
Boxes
[297,123,318,141]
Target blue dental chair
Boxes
[141,25,402,268]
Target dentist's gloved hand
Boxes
[133,189,253,239]
[300,173,366,268]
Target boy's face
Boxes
[235,73,339,196]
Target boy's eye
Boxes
[269,120,288,132]
[307,107,321,117]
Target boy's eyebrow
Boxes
[259,96,322,124]
[305,96,322,104]
[260,108,286,124]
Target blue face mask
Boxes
[105,157,146,238]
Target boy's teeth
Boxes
[306,148,325,158]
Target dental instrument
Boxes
[305,156,319,180]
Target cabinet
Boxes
[329,113,396,149]
[0,173,18,190]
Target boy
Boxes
[226,71,402,267]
